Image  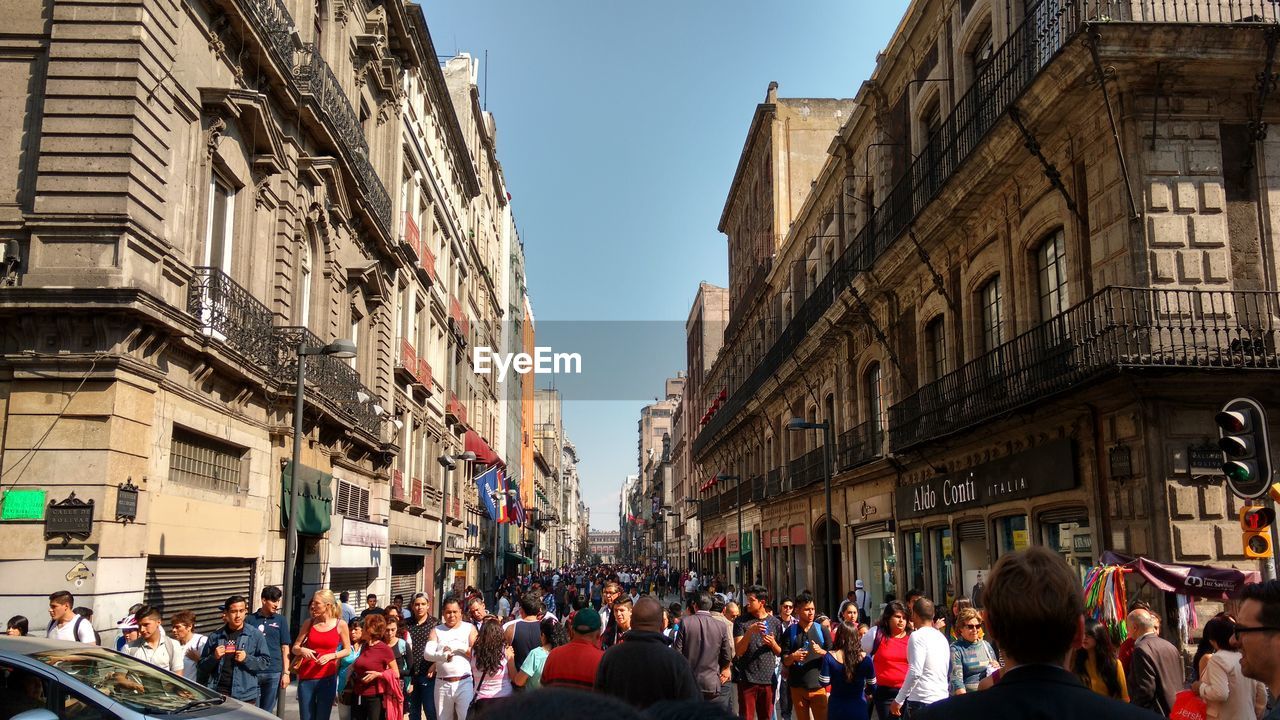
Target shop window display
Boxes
[1041,509,1092,584]
[856,534,897,612]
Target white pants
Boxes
[435,676,473,720]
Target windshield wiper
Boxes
[169,696,226,714]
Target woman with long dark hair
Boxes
[869,601,910,720]
[1194,615,1267,719]
[336,620,364,720]
[1072,618,1127,701]
[820,620,874,720]
[470,617,514,716]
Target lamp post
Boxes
[787,417,837,617]
[282,336,356,701]
[436,450,477,607]
[718,474,743,596]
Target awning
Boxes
[465,429,503,467]
[280,463,333,536]
[505,550,534,565]
[1101,551,1261,600]
[712,534,727,550]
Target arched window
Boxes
[979,276,1003,353]
[299,237,319,328]
[1036,229,1068,322]
[865,363,883,433]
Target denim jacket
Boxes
[197,623,270,702]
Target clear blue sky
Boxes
[425,1,909,531]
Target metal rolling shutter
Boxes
[390,556,421,600]
[329,569,373,600]
[144,557,254,635]
[956,520,987,541]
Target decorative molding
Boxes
[205,116,227,157]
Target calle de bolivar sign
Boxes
[895,439,1077,521]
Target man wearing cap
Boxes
[540,607,605,691]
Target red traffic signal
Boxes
[1241,506,1276,531]
[1240,505,1275,559]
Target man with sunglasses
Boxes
[1238,580,1280,720]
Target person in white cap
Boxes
[854,580,870,624]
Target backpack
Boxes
[47,615,99,646]
[785,622,826,655]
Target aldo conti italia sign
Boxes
[895,439,1077,521]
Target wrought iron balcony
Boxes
[396,339,419,385]
[837,420,885,472]
[420,244,439,284]
[750,474,765,502]
[188,267,278,372]
[890,287,1280,451]
[726,259,773,342]
[401,212,422,261]
[276,325,381,437]
[693,0,1277,459]
[238,0,297,76]
[391,470,406,506]
[295,45,393,239]
[788,446,827,490]
[766,468,782,498]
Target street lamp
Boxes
[282,337,356,678]
[436,450,477,606]
[787,417,837,617]
[718,474,744,598]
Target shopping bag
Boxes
[1169,689,1208,720]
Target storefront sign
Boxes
[1072,533,1093,553]
[789,525,806,546]
[45,493,94,540]
[854,492,893,525]
[115,479,139,523]
[895,439,1077,521]
[342,517,389,548]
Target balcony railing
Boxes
[421,244,438,283]
[418,358,434,391]
[447,393,468,426]
[750,474,765,502]
[240,0,297,76]
[726,259,774,342]
[449,298,471,338]
[788,446,827,490]
[838,420,885,472]
[396,339,419,385]
[276,325,381,437]
[411,476,423,508]
[890,287,1280,450]
[295,45,393,239]
[693,0,1276,458]
[188,267,278,371]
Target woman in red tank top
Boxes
[292,589,352,720]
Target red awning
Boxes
[712,534,727,550]
[465,429,503,467]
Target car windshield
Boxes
[30,647,221,713]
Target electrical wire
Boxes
[0,352,106,489]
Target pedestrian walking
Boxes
[45,591,96,644]
[820,620,874,720]
[947,607,998,696]
[424,598,479,720]
[169,611,208,682]
[336,621,365,720]
[249,586,292,713]
[504,593,543,671]
[346,614,399,720]
[293,589,352,720]
[781,592,830,720]
[1126,608,1183,716]
[914,547,1154,720]
[891,598,949,718]
[384,613,410,700]
[512,617,567,690]
[405,594,439,720]
[672,592,734,708]
[541,607,605,691]
[595,596,700,709]
[6,615,28,636]
[733,585,784,720]
[124,606,183,674]
[866,601,911,719]
[1192,615,1266,719]
[470,617,514,716]
[340,592,358,625]
[1072,618,1127,702]
[198,595,271,705]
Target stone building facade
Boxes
[693,0,1280,636]
[0,0,526,633]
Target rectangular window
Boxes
[336,480,370,520]
[169,427,245,494]
[980,277,1004,353]
[1037,230,1069,321]
[865,364,883,431]
[204,176,235,271]
[925,316,946,382]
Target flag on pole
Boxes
[475,465,501,521]
[511,489,527,526]
[496,469,509,524]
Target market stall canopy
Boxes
[1101,551,1261,600]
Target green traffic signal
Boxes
[1224,461,1255,484]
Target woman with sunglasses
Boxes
[948,607,998,695]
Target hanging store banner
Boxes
[1101,551,1261,600]
[895,439,1077,521]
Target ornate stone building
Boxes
[693,0,1280,633]
[0,0,522,632]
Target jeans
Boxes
[872,685,900,720]
[777,676,793,720]
[258,672,282,714]
[298,677,337,720]
[715,681,738,716]
[351,694,385,720]
[739,681,775,720]
[408,675,436,720]
[903,700,930,720]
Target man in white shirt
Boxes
[45,591,96,644]
[892,597,950,718]
[169,610,208,681]
[125,606,184,674]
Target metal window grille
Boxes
[169,428,245,494]
[336,480,370,520]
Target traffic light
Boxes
[1240,505,1275,559]
[1216,398,1272,499]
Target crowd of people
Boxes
[18,549,1280,720]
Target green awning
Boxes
[505,550,534,565]
[281,463,333,536]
